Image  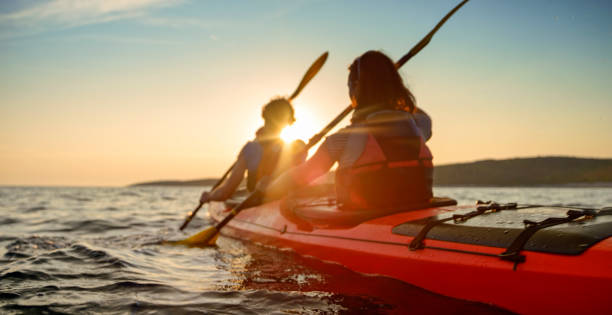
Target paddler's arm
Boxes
[291,139,307,165]
[264,144,335,201]
[200,154,247,203]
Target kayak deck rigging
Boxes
[395,203,612,257]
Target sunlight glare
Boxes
[280,105,316,143]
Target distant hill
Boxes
[434,157,612,186]
[129,157,612,187]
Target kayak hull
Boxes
[208,198,612,314]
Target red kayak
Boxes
[208,186,612,314]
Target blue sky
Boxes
[1,0,611,186]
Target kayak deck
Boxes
[209,191,612,314]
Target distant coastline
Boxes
[129,156,612,188]
[129,178,220,187]
[433,156,612,187]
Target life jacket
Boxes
[335,112,433,210]
[246,138,306,192]
[246,138,283,192]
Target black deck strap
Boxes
[499,209,599,269]
[453,202,517,223]
[409,216,455,250]
[409,201,518,250]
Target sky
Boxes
[1,0,611,187]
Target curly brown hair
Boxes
[261,97,296,127]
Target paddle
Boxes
[178,51,329,231]
[288,52,329,101]
[308,0,472,139]
[171,0,470,246]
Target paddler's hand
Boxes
[199,191,212,204]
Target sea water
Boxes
[1,186,610,314]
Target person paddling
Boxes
[199,98,306,204]
[266,50,433,210]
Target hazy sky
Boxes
[1,0,611,186]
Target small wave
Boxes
[118,191,141,197]
[69,244,112,259]
[0,292,20,299]
[59,194,93,202]
[52,272,114,280]
[40,250,82,264]
[6,236,71,252]
[0,236,17,242]
[24,206,46,213]
[50,219,130,234]
[3,236,72,264]
[0,218,19,225]
[92,233,165,249]
[2,281,174,296]
[3,251,31,259]
[1,303,75,315]
[0,270,54,281]
[69,244,134,268]
[91,281,177,294]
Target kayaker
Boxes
[266,50,433,210]
[199,98,306,203]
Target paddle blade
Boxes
[288,51,329,100]
[164,226,219,247]
[395,0,470,69]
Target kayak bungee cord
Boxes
[171,0,471,247]
[178,51,329,231]
[499,207,612,269]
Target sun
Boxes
[280,105,316,143]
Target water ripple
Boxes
[24,206,47,213]
[0,270,54,281]
[69,244,134,268]
[0,218,19,225]
[49,219,130,234]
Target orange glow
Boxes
[280,105,316,143]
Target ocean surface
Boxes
[1,186,611,314]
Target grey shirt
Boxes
[323,109,432,168]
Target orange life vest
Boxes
[335,116,433,210]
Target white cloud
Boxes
[0,0,183,38]
[140,16,208,28]
[58,34,183,46]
